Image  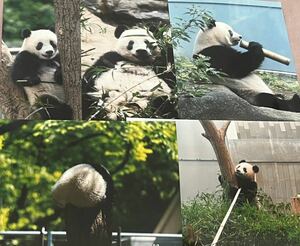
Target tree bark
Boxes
[53,0,82,120]
[200,120,237,187]
[0,42,31,119]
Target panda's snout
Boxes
[136,49,149,58]
[46,50,54,56]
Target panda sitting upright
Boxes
[11,29,72,119]
[193,20,300,113]
[219,160,259,205]
[82,25,172,120]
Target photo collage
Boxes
[0,0,300,245]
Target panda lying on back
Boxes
[193,20,300,112]
[82,25,172,120]
[11,29,72,119]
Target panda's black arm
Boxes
[200,43,264,78]
[83,51,125,85]
[91,51,125,69]
[11,51,41,82]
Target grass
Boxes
[182,192,300,246]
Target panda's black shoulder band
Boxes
[207,19,216,29]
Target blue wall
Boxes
[168,0,296,73]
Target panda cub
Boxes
[82,25,172,120]
[11,29,72,119]
[220,160,259,205]
[193,20,300,112]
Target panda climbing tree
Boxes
[200,120,259,205]
[0,0,81,120]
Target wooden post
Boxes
[291,197,300,215]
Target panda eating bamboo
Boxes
[193,20,300,113]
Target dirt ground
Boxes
[81,9,117,74]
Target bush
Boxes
[182,192,300,246]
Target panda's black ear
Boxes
[207,19,216,29]
[115,25,128,39]
[48,26,56,33]
[253,165,259,173]
[148,25,157,34]
[21,29,31,39]
[239,160,246,164]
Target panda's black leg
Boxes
[254,93,300,112]
[27,76,41,86]
[54,68,63,84]
[289,94,300,112]
[38,95,73,120]
[253,93,280,109]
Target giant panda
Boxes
[52,163,113,245]
[193,20,300,112]
[11,29,72,119]
[82,25,173,120]
[219,160,259,205]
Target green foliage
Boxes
[259,72,300,94]
[3,0,55,46]
[171,6,213,48]
[182,192,300,246]
[0,120,179,232]
[175,56,224,95]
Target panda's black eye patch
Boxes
[228,30,233,37]
[50,40,57,49]
[36,42,43,50]
[127,40,134,50]
[145,40,155,49]
[243,167,247,173]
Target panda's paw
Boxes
[54,69,63,84]
[248,41,263,49]
[27,76,41,86]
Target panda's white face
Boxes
[193,22,242,55]
[21,29,58,60]
[235,161,259,181]
[115,28,161,65]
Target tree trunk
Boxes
[0,42,31,119]
[200,120,237,187]
[53,0,82,120]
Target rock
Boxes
[81,9,117,74]
[83,0,169,25]
[179,85,300,121]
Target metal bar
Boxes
[0,231,182,238]
[211,188,242,246]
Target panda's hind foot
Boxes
[27,76,41,86]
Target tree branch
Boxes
[0,42,32,119]
[54,0,82,120]
[200,120,237,186]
